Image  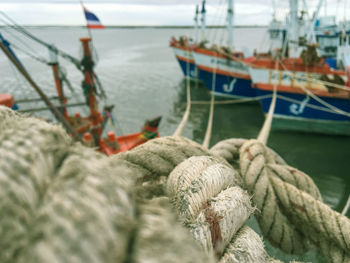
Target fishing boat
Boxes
[170,1,206,81]
[191,0,331,99]
[248,0,350,135]
[0,11,161,155]
[170,36,199,80]
[0,94,15,108]
[191,0,257,98]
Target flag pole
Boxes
[79,0,94,40]
[79,0,100,68]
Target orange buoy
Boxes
[0,94,14,108]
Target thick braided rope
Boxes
[111,136,214,200]
[211,139,321,201]
[210,138,286,167]
[2,107,346,262]
[0,108,72,262]
[270,176,350,262]
[239,139,350,262]
[189,187,254,256]
[113,136,212,181]
[0,108,138,262]
[0,107,215,263]
[239,139,311,254]
[167,156,268,261]
[218,225,269,263]
[211,139,325,255]
[133,197,215,263]
[17,152,136,263]
[167,156,243,223]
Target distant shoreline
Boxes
[0,25,268,29]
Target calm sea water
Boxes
[0,27,349,262]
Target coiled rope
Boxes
[1,106,349,263]
[0,106,213,263]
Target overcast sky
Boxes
[0,0,344,26]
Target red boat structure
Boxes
[0,33,161,155]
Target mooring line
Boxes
[257,59,278,145]
[342,194,350,216]
[202,56,217,149]
[173,50,192,137]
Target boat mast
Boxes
[307,0,323,43]
[49,48,68,120]
[200,0,206,42]
[272,0,276,19]
[80,37,102,145]
[288,0,299,57]
[194,5,200,43]
[227,0,234,51]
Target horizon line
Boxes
[0,24,268,28]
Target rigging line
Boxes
[336,0,340,24]
[270,62,350,92]
[278,62,350,117]
[1,26,40,56]
[190,94,273,105]
[0,12,81,70]
[207,0,225,43]
[110,110,125,136]
[9,38,88,112]
[272,0,276,18]
[58,68,89,116]
[298,87,350,117]
[202,55,217,149]
[215,0,228,45]
[344,0,347,25]
[94,72,106,98]
[212,0,227,45]
[6,53,28,94]
[58,67,75,93]
[257,59,278,145]
[219,0,229,47]
[10,42,50,65]
[2,31,81,111]
[258,29,269,53]
[276,94,348,114]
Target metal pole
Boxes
[15,96,60,103]
[0,41,81,141]
[227,0,234,51]
[80,37,102,144]
[288,0,299,58]
[194,5,199,43]
[49,47,68,120]
[18,102,86,113]
[200,0,206,42]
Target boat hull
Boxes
[171,46,199,80]
[197,67,255,98]
[193,49,255,98]
[255,88,350,135]
[268,114,350,135]
[248,57,350,135]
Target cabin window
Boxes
[269,30,280,39]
